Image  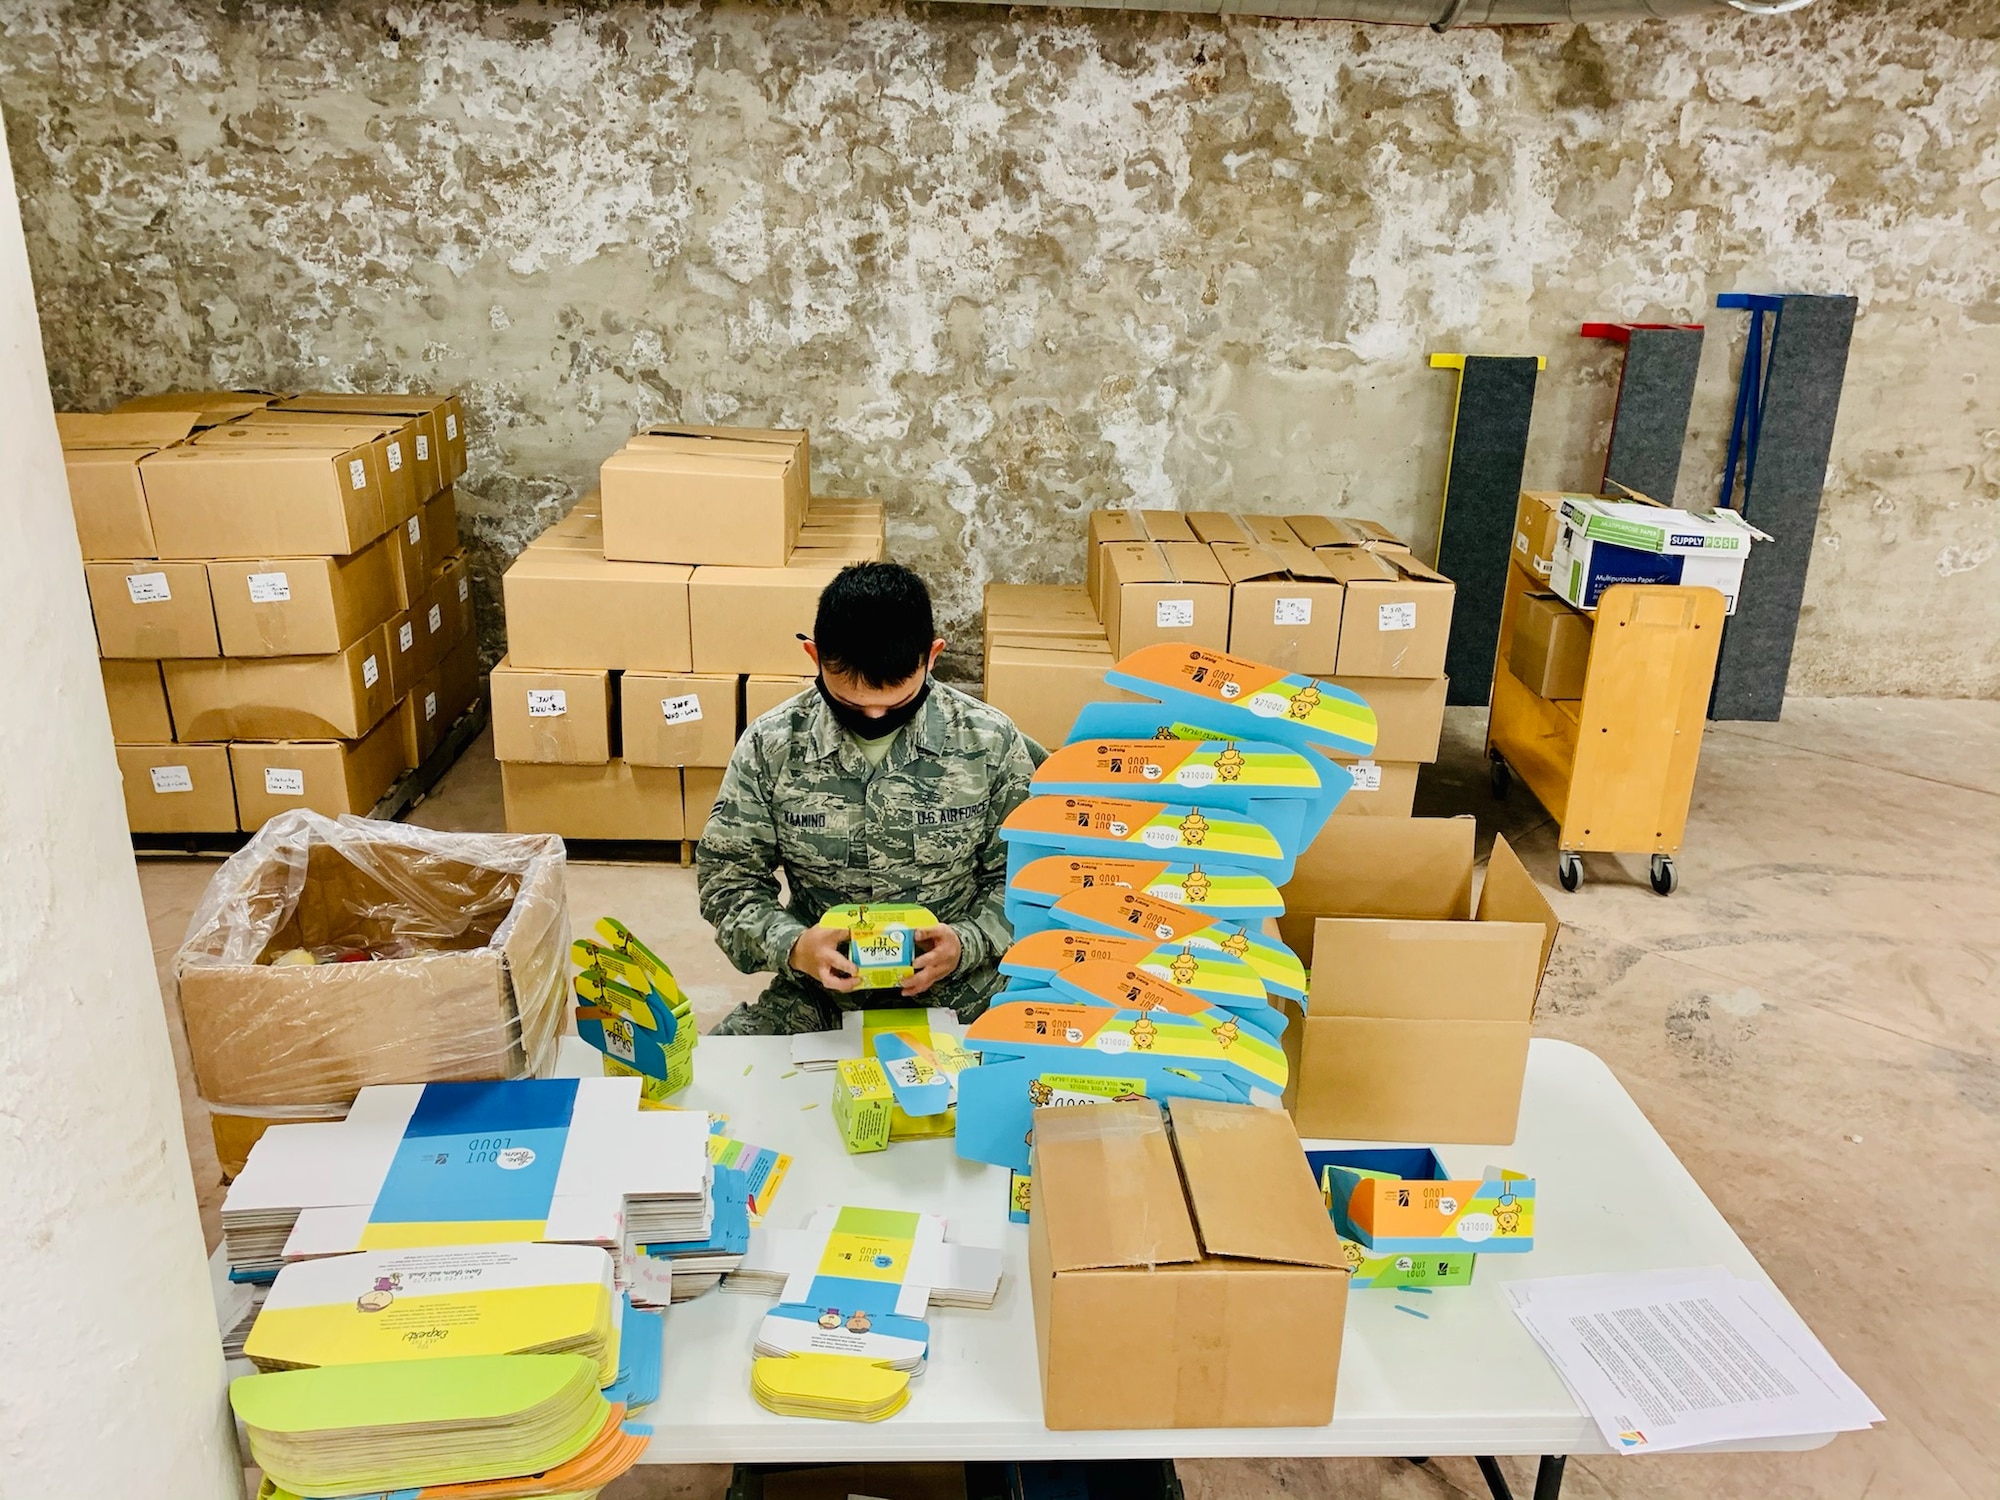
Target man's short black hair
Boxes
[813,562,936,689]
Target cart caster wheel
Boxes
[1557,851,1583,892]
[1489,754,1511,800]
[1650,854,1678,896]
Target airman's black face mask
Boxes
[817,675,930,741]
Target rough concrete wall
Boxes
[3,0,1995,693]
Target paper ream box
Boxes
[164,627,397,741]
[1029,1098,1346,1430]
[623,672,739,767]
[503,547,693,673]
[208,535,401,658]
[688,561,841,676]
[102,660,174,742]
[489,659,613,766]
[241,411,423,526]
[502,760,684,841]
[56,410,200,559]
[1317,549,1455,679]
[116,743,237,833]
[744,675,810,728]
[139,428,392,559]
[1105,645,1378,759]
[229,717,412,831]
[682,767,723,841]
[1276,825,1558,1143]
[1211,541,1344,676]
[1315,1147,1536,1253]
[85,561,219,658]
[1098,540,1230,659]
[602,431,808,567]
[1324,757,1419,818]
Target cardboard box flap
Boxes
[1033,1100,1200,1272]
[1167,1098,1344,1268]
[1186,511,1251,545]
[641,422,807,451]
[1136,511,1196,544]
[1316,548,1401,586]
[1475,833,1560,978]
[1284,817,1476,926]
[1211,540,1340,585]
[1382,552,1451,586]
[621,434,800,468]
[57,412,198,449]
[1158,541,1227,585]
[1305,917,1544,1022]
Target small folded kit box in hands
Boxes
[1028,1096,1348,1430]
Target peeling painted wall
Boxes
[3,0,1996,694]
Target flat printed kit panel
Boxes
[1036,728,1346,837]
[1103,644,1378,757]
[1000,795,1297,884]
[1003,853,1286,937]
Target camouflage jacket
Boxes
[695,682,1039,1020]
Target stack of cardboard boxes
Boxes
[496,425,885,843]
[62,391,480,836]
[985,511,1456,816]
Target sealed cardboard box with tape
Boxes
[208,535,401,658]
[272,393,468,496]
[743,674,811,727]
[116,743,237,834]
[502,760,684,841]
[1210,540,1344,675]
[983,582,1099,639]
[138,425,394,559]
[1324,756,1419,818]
[1029,1097,1348,1431]
[489,658,613,765]
[164,626,396,741]
[85,561,219,659]
[56,411,199,560]
[983,630,1141,752]
[503,546,692,672]
[623,672,739,767]
[683,766,725,842]
[1277,819,1558,1144]
[1327,676,1447,764]
[1084,509,1196,607]
[688,559,842,675]
[228,715,411,831]
[601,426,809,567]
[102,660,174,742]
[241,411,423,526]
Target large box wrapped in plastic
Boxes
[175,811,569,1170]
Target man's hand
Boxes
[788,926,858,991]
[901,926,962,997]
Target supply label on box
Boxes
[349,458,367,491]
[362,654,380,688]
[528,689,568,717]
[149,764,193,794]
[416,434,431,461]
[1378,602,1417,632]
[264,767,305,796]
[399,621,415,652]
[428,603,443,634]
[125,572,172,604]
[661,694,704,725]
[407,515,422,545]
[1273,596,1312,625]
[1348,759,1382,792]
[1155,599,1195,629]
[247,571,291,603]
[386,440,403,472]
[457,578,469,602]
[445,413,459,440]
[424,690,438,721]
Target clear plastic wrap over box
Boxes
[175,811,570,1120]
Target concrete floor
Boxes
[138,699,2000,1500]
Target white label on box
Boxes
[1093,1030,1132,1055]
[247,571,291,603]
[457,578,469,602]
[264,767,305,796]
[1174,763,1216,788]
[148,764,192,794]
[428,603,443,634]
[528,689,567,717]
[386,440,403,472]
[424,690,439,721]
[1348,759,1383,792]
[1246,691,1288,717]
[445,413,459,440]
[1378,601,1418,632]
[661,693,704,725]
[416,434,431,461]
[398,621,415,652]
[1273,596,1313,625]
[1154,598,1195,629]
[348,458,367,490]
[362,654,380,688]
[1140,825,1183,848]
[125,572,171,604]
[407,515,422,545]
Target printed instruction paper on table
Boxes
[1507,1268,1881,1454]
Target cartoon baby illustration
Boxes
[1027,1078,1054,1108]
[846,1310,873,1335]
[1493,1194,1523,1236]
[355,1274,400,1313]
[1212,1019,1239,1050]
[1218,930,1250,959]
[1214,743,1245,783]
[1180,865,1212,903]
[1178,810,1210,847]
[818,1309,843,1330]
[1130,1016,1157,1050]
[1287,683,1323,721]
[1168,947,1199,986]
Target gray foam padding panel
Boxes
[1710,294,1857,722]
[1436,356,1541,708]
[1603,327,1704,504]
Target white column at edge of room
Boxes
[0,120,243,1494]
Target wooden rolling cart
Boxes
[1486,561,1725,895]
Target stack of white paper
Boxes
[1508,1268,1882,1455]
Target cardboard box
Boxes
[102,660,174,742]
[138,427,393,559]
[502,547,692,672]
[687,560,840,676]
[1513,492,1567,581]
[115,743,237,834]
[1287,514,1408,551]
[1326,757,1419,818]
[163,626,396,741]
[744,674,810,727]
[1211,541,1344,675]
[682,766,724,841]
[423,487,461,571]
[1318,549,1455,678]
[1278,822,1559,1144]
[601,428,808,567]
[983,632,1137,751]
[85,561,218,658]
[242,411,422,525]
[207,536,400,657]
[1029,1097,1347,1431]
[1327,676,1447,763]
[174,818,568,1109]
[983,583,1099,638]
[384,606,431,701]
[401,632,480,768]
[1098,541,1230,659]
[228,715,411,831]
[425,551,475,654]
[1508,592,1593,700]
[57,411,199,559]
[489,658,613,765]
[1548,496,1764,615]
[384,507,427,608]
[1084,509,1197,607]
[528,503,604,552]
[501,759,684,840]
[113,390,278,425]
[274,393,467,496]
[622,672,739,767]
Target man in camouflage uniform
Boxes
[697,562,1039,1034]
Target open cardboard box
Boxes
[1277,818,1559,1144]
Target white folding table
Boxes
[549,1035,1838,1495]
